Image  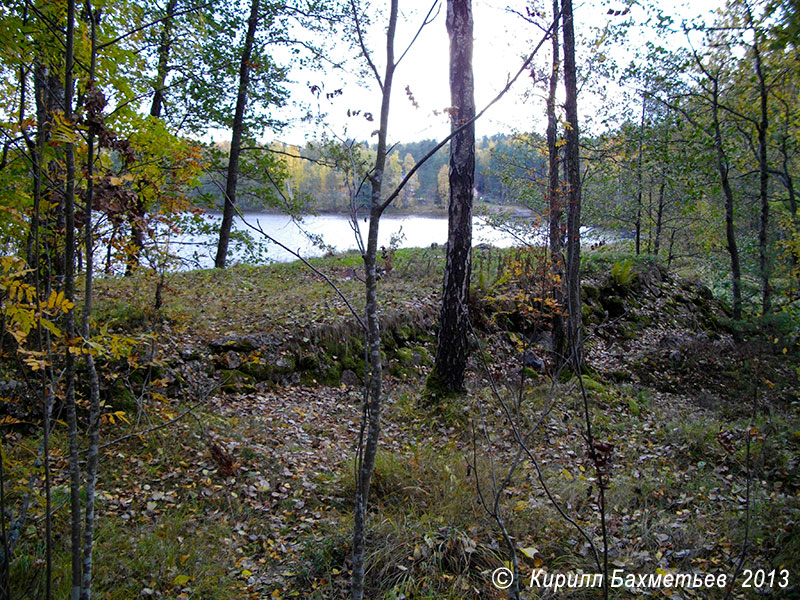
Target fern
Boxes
[611,259,634,288]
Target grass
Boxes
[91,248,447,341]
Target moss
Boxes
[108,382,138,412]
[422,370,465,408]
[395,347,415,365]
[219,369,255,392]
[580,375,608,394]
[239,353,295,382]
[582,283,600,300]
[609,369,631,382]
[412,345,432,366]
[339,352,366,378]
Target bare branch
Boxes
[349,0,383,90]
[379,10,560,213]
[231,204,367,331]
[395,0,441,68]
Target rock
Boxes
[668,349,683,366]
[533,331,553,351]
[219,369,255,392]
[208,333,276,353]
[180,346,204,361]
[340,369,361,388]
[582,283,600,300]
[222,351,243,370]
[659,333,684,349]
[239,352,296,383]
[600,294,626,318]
[0,380,24,394]
[522,351,545,372]
[412,345,432,366]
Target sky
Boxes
[273,0,564,145]
[241,0,724,147]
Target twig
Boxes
[94,402,200,452]
[724,364,760,599]
[231,204,366,331]
[466,317,603,573]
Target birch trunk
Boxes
[430,0,475,395]
[351,2,397,596]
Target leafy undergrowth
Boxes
[7,246,800,599]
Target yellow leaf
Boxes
[520,546,538,560]
[172,574,190,586]
[241,569,252,577]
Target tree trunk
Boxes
[711,78,743,320]
[80,11,103,598]
[27,64,62,277]
[215,0,260,269]
[561,0,583,370]
[653,177,665,257]
[351,2,398,597]
[750,15,771,313]
[121,0,178,276]
[778,102,797,225]
[546,0,565,370]
[430,0,475,395]
[62,1,82,599]
[150,0,177,119]
[635,98,645,255]
[124,197,145,277]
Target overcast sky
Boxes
[253,0,723,147]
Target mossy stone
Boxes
[220,369,256,392]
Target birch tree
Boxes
[429,0,475,396]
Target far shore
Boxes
[199,201,535,219]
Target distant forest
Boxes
[196,134,546,214]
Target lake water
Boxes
[167,212,609,268]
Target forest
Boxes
[0,0,798,599]
[192,136,535,214]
